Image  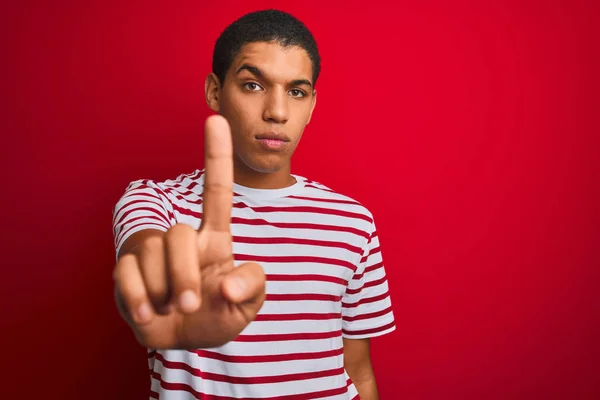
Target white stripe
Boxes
[155,357,350,398]
[162,349,344,378]
[213,335,344,356]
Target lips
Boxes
[255,131,290,151]
[255,132,290,142]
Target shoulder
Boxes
[296,175,376,228]
[125,169,205,198]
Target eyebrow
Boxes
[236,64,313,88]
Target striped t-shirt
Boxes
[112,169,396,399]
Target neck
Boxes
[233,158,296,189]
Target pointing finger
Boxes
[200,115,234,233]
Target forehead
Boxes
[230,41,313,82]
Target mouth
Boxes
[255,132,290,151]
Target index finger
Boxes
[200,115,234,232]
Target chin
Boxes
[238,153,287,174]
[248,161,285,174]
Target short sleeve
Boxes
[342,220,396,339]
[112,179,175,258]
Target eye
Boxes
[289,89,306,98]
[244,82,263,91]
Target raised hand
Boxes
[113,115,266,349]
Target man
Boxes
[112,9,395,399]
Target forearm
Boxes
[353,377,379,400]
[343,337,380,399]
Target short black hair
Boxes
[212,9,321,88]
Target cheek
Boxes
[226,97,258,129]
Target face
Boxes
[205,41,317,174]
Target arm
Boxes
[111,115,266,350]
[343,337,379,400]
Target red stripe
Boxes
[114,213,168,236]
[170,171,198,184]
[364,262,385,274]
[254,312,341,321]
[266,293,342,302]
[155,352,344,384]
[149,389,159,399]
[125,183,177,221]
[364,276,388,289]
[167,211,369,239]
[148,350,157,359]
[234,329,341,342]
[343,321,396,336]
[266,274,347,286]
[120,191,162,203]
[345,276,388,296]
[149,184,173,202]
[305,184,335,193]
[174,171,204,188]
[116,216,168,240]
[368,246,381,256]
[342,291,390,309]
[233,236,362,255]
[231,217,370,239]
[287,195,361,206]
[233,202,373,223]
[345,286,362,295]
[166,174,205,191]
[166,187,203,203]
[116,219,168,249]
[359,249,380,264]
[236,254,356,272]
[115,200,171,227]
[342,305,394,322]
[188,169,204,181]
[351,395,359,400]
[185,181,200,191]
[359,247,380,263]
[190,347,344,363]
[172,203,200,218]
[352,262,384,280]
[150,370,349,399]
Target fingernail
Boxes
[136,303,152,323]
[179,290,199,312]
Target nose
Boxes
[262,88,289,124]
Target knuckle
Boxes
[172,269,196,288]
[140,235,163,253]
[205,152,231,161]
[165,223,193,241]
[203,182,233,196]
[120,288,137,305]
[147,285,169,305]
[113,258,128,281]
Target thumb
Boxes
[221,262,266,305]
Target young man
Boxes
[112,9,395,399]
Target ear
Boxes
[204,73,221,113]
[306,89,317,125]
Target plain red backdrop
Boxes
[1,1,598,399]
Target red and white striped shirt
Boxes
[112,170,395,399]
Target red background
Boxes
[2,1,598,399]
